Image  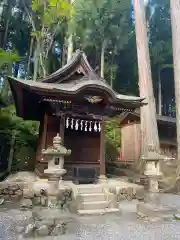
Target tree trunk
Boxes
[3,17,9,48]
[3,2,12,49]
[66,0,74,63]
[2,78,9,100]
[170,0,180,174]
[100,40,106,79]
[158,67,162,115]
[62,43,66,67]
[0,2,4,48]
[134,0,160,155]
[33,41,40,81]
[67,33,73,63]
[110,67,113,88]
[7,131,16,173]
[26,37,34,78]
[39,52,46,77]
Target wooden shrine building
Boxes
[119,111,177,166]
[8,50,144,183]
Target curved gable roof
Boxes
[39,50,97,84]
[8,77,145,106]
[7,49,146,120]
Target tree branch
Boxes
[45,18,65,59]
[22,0,37,40]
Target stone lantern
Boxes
[41,134,71,207]
[141,144,163,193]
[42,134,71,182]
[137,145,177,220]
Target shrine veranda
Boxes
[8,50,144,183]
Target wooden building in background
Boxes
[7,50,144,183]
[119,111,177,165]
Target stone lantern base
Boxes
[137,145,177,221]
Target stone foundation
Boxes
[0,182,24,201]
[15,208,76,238]
[0,180,74,212]
[0,172,145,216]
[109,185,144,202]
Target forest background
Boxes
[0,0,173,174]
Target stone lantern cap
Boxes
[42,133,71,157]
[141,144,165,162]
[53,133,61,144]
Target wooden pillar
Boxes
[42,112,48,150]
[35,112,48,177]
[60,115,65,143]
[99,119,106,181]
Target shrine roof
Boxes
[38,49,96,83]
[8,76,144,104]
[119,111,176,127]
[7,49,145,120]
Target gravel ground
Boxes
[1,194,180,240]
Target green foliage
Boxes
[105,63,118,87]
[148,0,172,83]
[0,49,21,69]
[105,117,120,164]
[172,104,176,112]
[0,105,39,136]
[32,0,73,30]
[0,105,39,172]
[105,117,120,148]
[27,0,75,78]
[74,0,131,51]
[13,146,36,171]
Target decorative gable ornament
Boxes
[84,95,103,104]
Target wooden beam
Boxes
[42,112,48,149]
[60,114,65,144]
[99,119,106,176]
[53,112,104,121]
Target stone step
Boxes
[79,201,108,210]
[78,208,120,216]
[79,193,106,202]
[77,186,104,194]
